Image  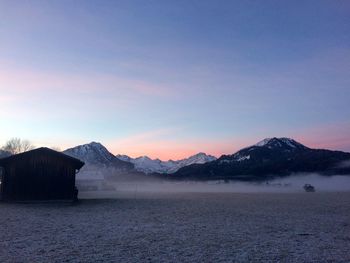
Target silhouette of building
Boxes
[0,148,84,201]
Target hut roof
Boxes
[0,147,84,169]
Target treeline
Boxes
[1,138,35,155]
[0,138,62,156]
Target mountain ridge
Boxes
[172,137,350,180]
[63,142,134,170]
[116,152,217,174]
[2,138,349,181]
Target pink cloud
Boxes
[0,64,174,121]
[0,64,173,97]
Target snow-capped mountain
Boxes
[253,137,307,150]
[63,142,135,180]
[116,152,217,174]
[218,137,308,165]
[173,137,350,179]
[62,142,216,178]
[169,152,217,173]
[63,142,133,170]
[61,138,350,181]
[118,155,175,174]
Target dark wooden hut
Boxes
[0,147,84,201]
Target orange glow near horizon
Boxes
[110,138,350,161]
[5,124,350,161]
[105,124,350,160]
[106,135,255,160]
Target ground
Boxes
[0,192,349,262]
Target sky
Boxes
[0,0,350,160]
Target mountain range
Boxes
[62,142,216,178]
[116,153,217,174]
[171,137,350,180]
[1,138,349,181]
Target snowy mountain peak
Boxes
[219,137,308,164]
[63,142,114,163]
[89,141,102,145]
[136,156,153,161]
[74,141,105,151]
[184,152,217,164]
[63,142,133,170]
[255,138,274,147]
[191,152,209,157]
[254,137,306,150]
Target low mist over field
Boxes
[77,173,350,199]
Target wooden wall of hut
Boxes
[0,148,83,201]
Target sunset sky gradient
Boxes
[1,0,350,160]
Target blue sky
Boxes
[0,0,350,159]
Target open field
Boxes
[0,191,350,262]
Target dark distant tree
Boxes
[2,138,35,155]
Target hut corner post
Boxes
[74,168,81,201]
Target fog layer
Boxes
[76,171,350,199]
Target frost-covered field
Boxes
[0,192,350,262]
